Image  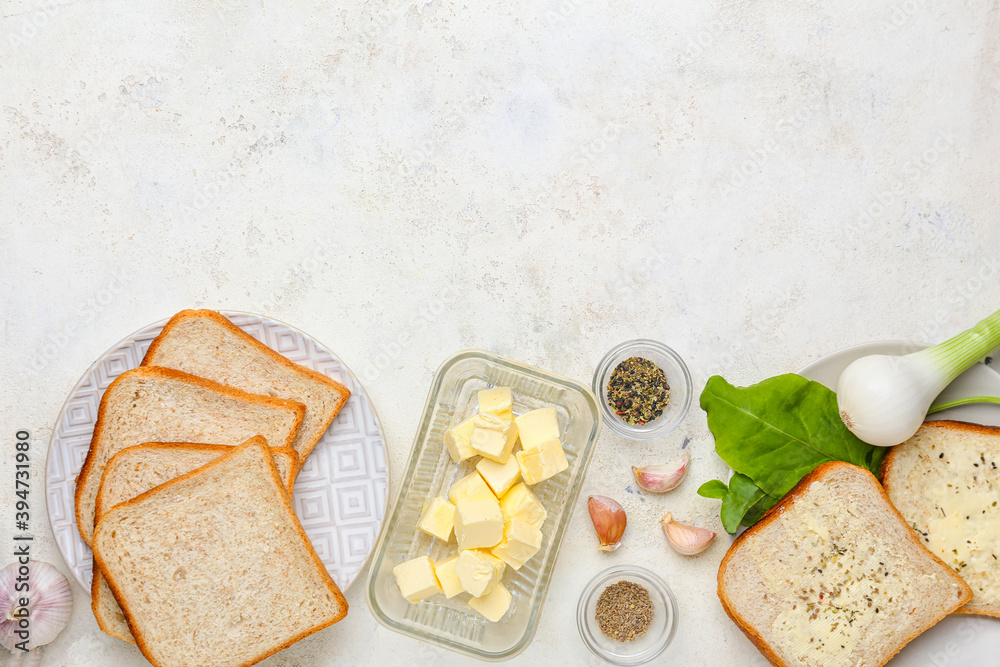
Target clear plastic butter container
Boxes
[365,349,602,660]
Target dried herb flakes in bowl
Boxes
[606,357,670,425]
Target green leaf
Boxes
[741,494,778,526]
[700,374,887,500]
[719,474,779,534]
[697,479,729,500]
[699,476,780,534]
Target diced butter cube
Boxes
[499,483,547,529]
[448,472,496,505]
[469,582,512,622]
[515,437,568,485]
[514,407,560,452]
[454,497,504,550]
[444,417,477,463]
[392,556,441,602]
[454,549,505,597]
[470,413,519,464]
[478,387,513,420]
[417,497,456,542]
[476,455,521,498]
[433,554,464,598]
[491,519,543,570]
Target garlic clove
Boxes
[632,451,689,493]
[0,561,73,652]
[588,495,627,551]
[660,512,715,555]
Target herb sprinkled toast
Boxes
[881,420,1000,618]
[91,440,298,644]
[75,366,305,544]
[718,461,971,667]
[141,309,351,470]
[93,437,347,667]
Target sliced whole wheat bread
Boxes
[75,366,305,544]
[881,420,1000,618]
[141,310,351,470]
[93,437,347,667]
[91,439,298,644]
[718,462,971,667]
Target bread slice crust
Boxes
[718,461,973,667]
[75,366,305,544]
[92,437,347,667]
[91,439,299,643]
[141,309,351,470]
[95,441,298,519]
[881,419,1000,619]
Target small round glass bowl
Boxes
[593,340,692,439]
[577,565,678,665]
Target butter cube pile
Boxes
[392,386,567,623]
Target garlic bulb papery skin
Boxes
[836,353,945,447]
[588,496,627,551]
[9,645,42,667]
[661,512,715,556]
[632,451,689,492]
[0,561,73,652]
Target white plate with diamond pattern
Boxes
[46,311,389,594]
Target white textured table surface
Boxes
[2,0,999,665]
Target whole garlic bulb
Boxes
[1,561,73,652]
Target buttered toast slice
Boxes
[718,462,971,667]
[93,437,347,667]
[91,440,298,644]
[75,366,305,544]
[882,420,1000,618]
[141,309,351,470]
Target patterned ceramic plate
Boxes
[46,311,389,593]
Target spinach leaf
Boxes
[696,479,728,500]
[720,474,768,533]
[740,492,778,526]
[699,474,780,534]
[700,374,887,500]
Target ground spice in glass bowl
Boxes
[577,565,678,665]
[606,357,670,426]
[595,580,654,642]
